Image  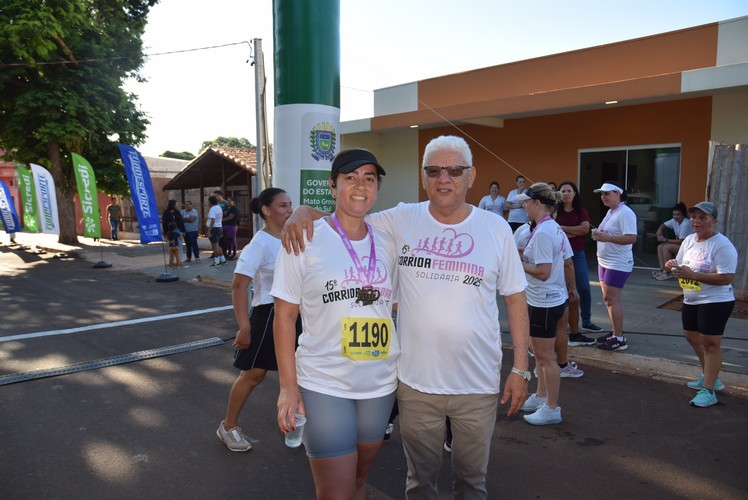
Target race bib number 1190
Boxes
[341,317,391,361]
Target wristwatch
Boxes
[511,367,532,381]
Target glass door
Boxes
[579,145,681,268]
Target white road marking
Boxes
[1,305,233,342]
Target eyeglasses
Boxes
[423,165,472,178]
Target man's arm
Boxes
[281,206,329,255]
[500,290,530,416]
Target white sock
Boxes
[214,257,220,264]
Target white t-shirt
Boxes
[513,222,531,249]
[676,233,737,305]
[664,218,693,239]
[596,203,637,272]
[208,204,223,228]
[478,194,506,216]
[506,189,529,223]
[271,219,399,399]
[368,202,527,395]
[234,230,279,307]
[522,219,573,308]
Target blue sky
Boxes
[128,0,748,157]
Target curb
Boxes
[568,349,748,399]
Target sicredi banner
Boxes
[71,153,102,239]
[16,166,39,232]
[118,144,162,244]
[0,179,21,233]
[30,163,60,235]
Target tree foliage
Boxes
[201,136,254,151]
[0,0,158,243]
[161,150,195,161]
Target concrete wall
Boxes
[712,91,748,145]
[340,128,419,211]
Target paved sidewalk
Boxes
[7,231,748,396]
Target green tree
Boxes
[201,136,254,151]
[0,0,157,244]
[161,150,195,160]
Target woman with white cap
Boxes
[665,201,737,408]
[591,181,637,352]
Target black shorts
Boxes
[209,227,223,243]
[528,302,568,339]
[233,303,302,371]
[681,301,734,336]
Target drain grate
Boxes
[0,337,225,386]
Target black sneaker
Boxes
[568,333,596,346]
[595,332,614,344]
[597,336,628,352]
[582,322,603,332]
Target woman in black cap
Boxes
[272,149,399,499]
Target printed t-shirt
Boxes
[676,233,737,305]
[522,219,573,308]
[478,195,506,216]
[368,202,527,395]
[271,219,399,399]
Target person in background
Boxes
[505,175,529,232]
[181,200,200,262]
[272,149,398,499]
[547,182,558,191]
[106,196,123,241]
[665,201,737,408]
[556,181,602,342]
[207,195,226,267]
[652,202,692,281]
[214,190,228,256]
[515,183,577,425]
[478,181,506,217]
[591,182,637,352]
[281,136,530,499]
[222,196,240,260]
[162,199,185,240]
[166,221,181,269]
[217,187,300,452]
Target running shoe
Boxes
[559,361,584,378]
[568,333,596,346]
[597,337,627,351]
[687,374,726,391]
[216,421,252,452]
[595,331,614,344]
[654,271,673,281]
[210,261,222,267]
[520,393,546,412]
[690,388,718,408]
[582,322,603,332]
[523,404,562,426]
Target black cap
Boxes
[331,149,386,176]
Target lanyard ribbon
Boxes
[331,213,377,289]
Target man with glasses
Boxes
[282,136,529,499]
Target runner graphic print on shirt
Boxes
[398,227,484,286]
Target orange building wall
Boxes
[418,97,712,207]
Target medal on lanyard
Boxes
[331,213,380,306]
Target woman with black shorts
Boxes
[665,201,738,408]
[516,183,576,425]
[216,187,299,451]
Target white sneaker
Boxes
[216,420,252,452]
[559,361,584,378]
[524,404,562,426]
[520,393,546,412]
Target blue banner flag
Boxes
[0,179,21,234]
[118,144,162,244]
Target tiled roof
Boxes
[208,147,257,170]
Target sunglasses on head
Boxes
[423,165,472,178]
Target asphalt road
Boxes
[1,245,747,499]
